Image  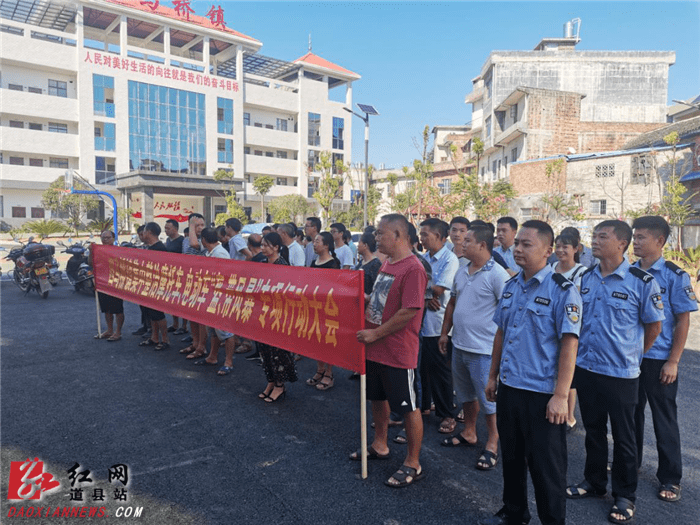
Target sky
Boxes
[192,1,700,170]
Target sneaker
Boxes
[132,327,147,336]
[167,326,176,332]
[245,351,261,361]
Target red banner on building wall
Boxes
[92,245,366,373]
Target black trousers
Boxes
[634,358,682,485]
[419,336,455,419]
[497,384,567,525]
[576,367,639,502]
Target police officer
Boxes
[482,220,582,525]
[631,216,697,503]
[567,220,664,525]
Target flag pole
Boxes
[361,373,368,479]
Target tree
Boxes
[24,219,65,239]
[412,126,434,222]
[392,166,419,219]
[213,168,248,226]
[268,194,313,224]
[660,131,696,250]
[337,184,382,228]
[471,137,484,177]
[41,175,99,236]
[538,158,586,226]
[252,175,275,222]
[312,151,350,224]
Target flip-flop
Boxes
[441,434,478,447]
[179,345,195,354]
[349,445,390,461]
[94,333,112,339]
[106,335,122,342]
[475,450,499,471]
[438,418,457,434]
[186,351,207,359]
[393,432,407,445]
[217,366,233,376]
[138,339,157,347]
[384,465,425,488]
[193,359,218,366]
[154,342,170,351]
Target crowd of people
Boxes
[93,211,697,525]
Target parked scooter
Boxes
[57,238,95,294]
[5,236,62,298]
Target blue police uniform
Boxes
[574,259,664,504]
[492,265,582,525]
[633,258,698,488]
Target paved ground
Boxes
[1,280,699,524]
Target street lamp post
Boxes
[344,104,379,229]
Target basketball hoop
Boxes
[64,169,74,192]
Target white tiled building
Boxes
[0,0,359,228]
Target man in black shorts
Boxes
[138,222,170,351]
[95,230,124,342]
[354,214,428,488]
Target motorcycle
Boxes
[5,236,62,298]
[57,238,95,294]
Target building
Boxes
[0,0,359,229]
[464,21,675,182]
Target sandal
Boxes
[441,433,477,447]
[608,497,635,524]
[566,479,606,499]
[138,339,157,347]
[658,483,681,502]
[154,342,170,351]
[438,417,457,434]
[349,445,390,461]
[316,374,334,391]
[186,350,207,360]
[306,372,324,386]
[106,335,122,342]
[393,431,407,445]
[94,332,112,340]
[217,366,233,376]
[179,345,195,354]
[476,450,499,471]
[384,464,425,488]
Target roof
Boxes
[432,126,471,133]
[680,171,700,183]
[668,94,700,117]
[622,116,700,150]
[511,143,693,167]
[294,52,360,79]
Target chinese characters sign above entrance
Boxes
[84,51,239,92]
[92,245,367,373]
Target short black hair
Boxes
[497,216,518,230]
[360,232,376,252]
[288,222,297,231]
[364,225,376,234]
[407,222,419,245]
[201,227,219,244]
[247,234,262,248]
[136,224,145,233]
[632,215,670,243]
[468,225,494,253]
[306,217,322,232]
[188,213,204,221]
[420,218,449,239]
[450,216,470,228]
[296,229,304,240]
[521,220,554,247]
[559,226,580,241]
[225,218,242,233]
[144,222,161,237]
[382,214,411,240]
[342,230,352,243]
[595,219,633,250]
[165,219,179,229]
[470,219,495,234]
[554,233,581,263]
[262,225,272,233]
[330,222,346,233]
[216,225,227,238]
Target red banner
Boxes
[92,245,366,373]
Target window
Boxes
[217,138,233,163]
[254,122,262,128]
[217,97,233,134]
[265,124,274,130]
[94,122,115,151]
[49,122,67,133]
[520,207,532,220]
[492,160,498,180]
[93,74,115,117]
[439,178,451,195]
[12,206,26,218]
[31,207,45,218]
[244,147,250,154]
[332,117,344,149]
[214,204,227,216]
[265,151,273,157]
[631,155,652,185]
[276,177,288,186]
[29,158,43,167]
[495,111,505,133]
[276,118,287,132]
[49,157,69,168]
[590,199,607,215]
[28,122,42,130]
[595,164,615,178]
[48,79,67,97]
[485,116,492,138]
[308,112,321,146]
[307,150,320,171]
[9,156,24,165]
[28,86,42,94]
[254,150,262,156]
[276,151,287,159]
[510,103,518,122]
[243,112,250,126]
[332,153,344,174]
[95,156,116,185]
[406,180,416,190]
[480,167,485,180]
[9,120,23,128]
[8,83,23,91]
[511,147,518,162]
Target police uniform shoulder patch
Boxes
[505,273,519,284]
[629,266,653,283]
[685,285,698,302]
[580,265,596,282]
[651,293,664,310]
[566,303,581,324]
[552,272,573,289]
[664,261,685,276]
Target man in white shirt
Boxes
[225,218,251,261]
[494,217,518,272]
[278,223,305,266]
[330,222,353,269]
[449,216,471,267]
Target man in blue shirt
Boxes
[482,220,582,525]
[494,217,518,272]
[567,220,664,525]
[631,216,697,503]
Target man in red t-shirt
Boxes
[353,214,428,488]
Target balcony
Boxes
[244,77,298,112]
[245,124,298,150]
[245,154,298,177]
[495,121,527,146]
[0,165,69,187]
[1,88,78,121]
[1,127,79,157]
[0,26,76,71]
